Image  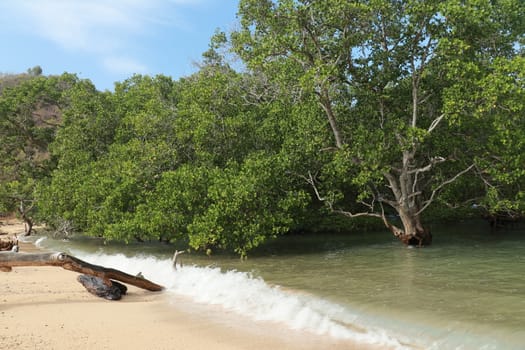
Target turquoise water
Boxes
[32,220,525,349]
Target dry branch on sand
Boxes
[0,251,164,300]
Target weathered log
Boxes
[0,251,164,292]
[77,275,128,300]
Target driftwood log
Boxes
[77,274,128,300]
[0,252,164,295]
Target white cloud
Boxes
[14,1,149,52]
[0,0,209,75]
[103,56,149,75]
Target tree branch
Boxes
[427,113,445,133]
[304,171,382,219]
[409,156,446,194]
[331,208,383,219]
[383,171,402,206]
[407,156,446,175]
[0,252,164,291]
[415,164,475,216]
[172,250,185,270]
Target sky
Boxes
[0,0,240,91]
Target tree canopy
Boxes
[1,0,524,254]
[0,73,78,233]
[231,0,525,244]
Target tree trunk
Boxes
[385,208,432,247]
[18,200,33,236]
[23,219,33,236]
[382,152,433,247]
[0,251,164,292]
[398,210,432,246]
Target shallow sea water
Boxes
[32,219,525,349]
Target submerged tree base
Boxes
[399,230,433,247]
[384,217,433,247]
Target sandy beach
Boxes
[0,219,369,350]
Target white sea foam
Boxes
[34,236,48,246]
[70,251,410,349]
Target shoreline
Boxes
[0,220,375,349]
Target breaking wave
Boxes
[55,248,409,349]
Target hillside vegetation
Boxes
[1,1,524,256]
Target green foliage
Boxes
[232,0,525,230]
[6,1,525,254]
[38,75,181,237]
[447,55,525,215]
[37,66,310,254]
[187,155,308,257]
[0,73,78,220]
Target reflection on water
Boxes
[33,220,525,349]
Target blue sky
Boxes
[0,0,239,91]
